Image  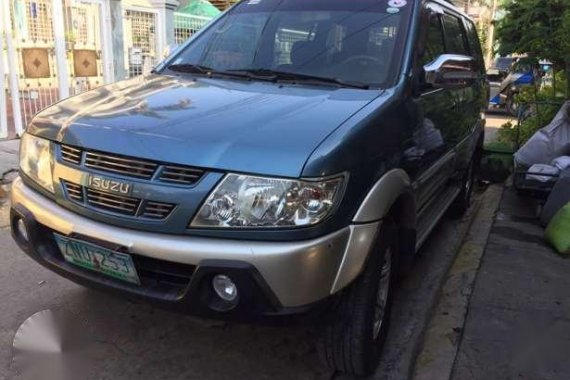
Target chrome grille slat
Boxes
[163,166,204,175]
[58,144,205,185]
[85,152,158,166]
[85,187,140,215]
[86,194,138,208]
[159,166,204,185]
[87,199,138,213]
[141,201,175,219]
[85,158,156,172]
[61,180,175,220]
[84,152,158,179]
[61,145,82,165]
[62,181,83,202]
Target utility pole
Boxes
[485,0,498,68]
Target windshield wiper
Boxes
[166,64,254,80]
[228,69,371,89]
[166,63,214,74]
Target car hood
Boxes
[29,75,381,178]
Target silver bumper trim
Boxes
[12,178,379,307]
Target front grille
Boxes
[61,180,175,220]
[85,152,158,179]
[61,145,82,165]
[159,166,204,185]
[59,144,206,185]
[63,181,83,202]
[141,201,176,219]
[86,188,140,215]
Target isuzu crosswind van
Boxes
[11,0,487,375]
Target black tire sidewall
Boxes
[321,219,397,376]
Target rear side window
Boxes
[463,19,485,71]
[442,14,468,55]
[421,14,445,65]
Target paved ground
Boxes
[0,139,19,178]
[450,187,570,380]
[484,112,516,145]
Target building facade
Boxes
[0,0,223,138]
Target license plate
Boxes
[54,234,141,285]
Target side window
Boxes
[420,14,445,66]
[442,14,468,55]
[464,19,484,70]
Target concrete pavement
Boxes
[484,112,516,145]
[0,139,19,228]
[451,187,570,380]
[414,184,570,380]
[0,139,19,178]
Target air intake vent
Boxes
[159,166,204,185]
[86,188,140,216]
[141,201,176,219]
[61,145,82,165]
[85,152,158,179]
[63,181,83,202]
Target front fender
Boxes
[353,169,413,223]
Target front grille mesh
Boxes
[61,145,82,165]
[86,188,140,215]
[159,166,204,185]
[60,144,205,185]
[63,181,83,202]
[62,180,176,220]
[141,201,176,219]
[85,152,158,179]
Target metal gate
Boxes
[173,13,211,45]
[123,8,159,78]
[1,0,112,137]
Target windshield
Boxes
[164,0,412,88]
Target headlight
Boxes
[20,133,54,193]
[191,174,344,228]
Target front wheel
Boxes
[319,220,397,376]
[449,158,475,217]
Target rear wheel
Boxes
[320,220,397,377]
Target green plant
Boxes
[496,0,570,98]
[497,84,564,147]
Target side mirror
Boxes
[423,54,477,90]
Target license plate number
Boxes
[54,234,140,285]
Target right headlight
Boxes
[191,174,344,228]
[19,133,55,193]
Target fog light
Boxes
[212,275,238,302]
[16,219,29,242]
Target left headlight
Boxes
[20,133,54,193]
[191,174,344,228]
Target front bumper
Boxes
[11,178,379,319]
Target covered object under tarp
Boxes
[515,101,570,167]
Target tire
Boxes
[320,219,397,377]
[449,158,475,217]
